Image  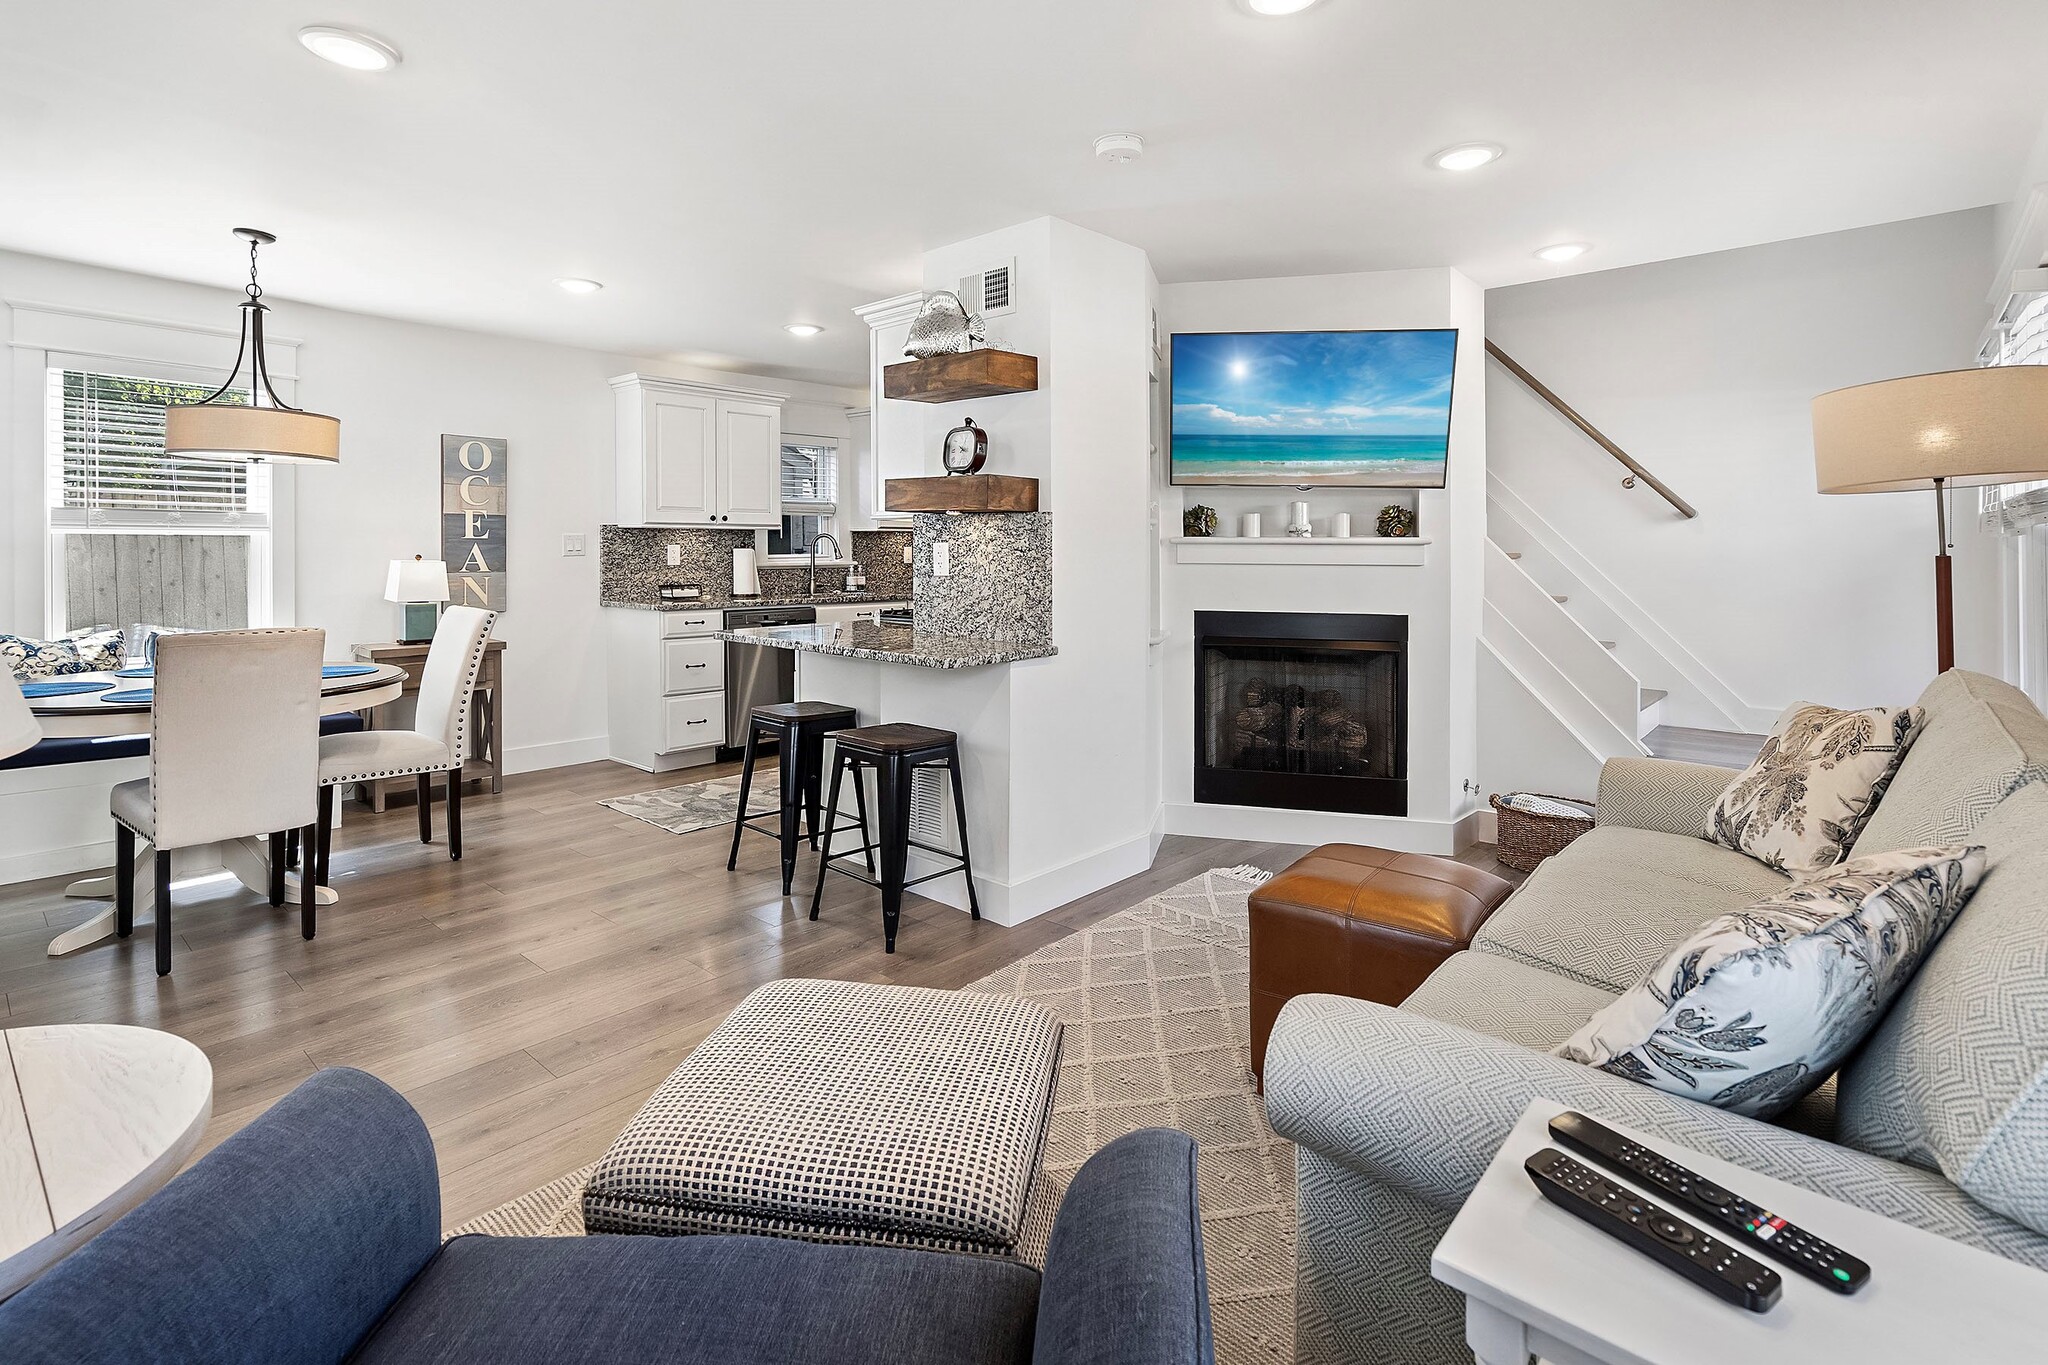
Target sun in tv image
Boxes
[1170,329,1458,487]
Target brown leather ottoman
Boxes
[1249,844,1515,1082]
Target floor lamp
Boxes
[1813,365,2048,672]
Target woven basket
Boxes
[1489,791,1595,872]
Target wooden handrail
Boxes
[1485,341,1698,519]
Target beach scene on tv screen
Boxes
[1170,329,1456,486]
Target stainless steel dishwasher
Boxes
[723,604,814,750]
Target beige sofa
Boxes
[1265,669,2048,1365]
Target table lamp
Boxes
[385,556,450,645]
[0,673,39,762]
[1813,365,2048,671]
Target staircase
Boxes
[1483,477,1765,766]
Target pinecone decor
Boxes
[1183,504,1219,537]
[1376,504,1417,538]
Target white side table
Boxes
[0,1025,212,1299]
[1431,1097,2048,1365]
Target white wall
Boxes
[1486,208,2001,718]
[0,247,859,776]
[1158,267,1489,852]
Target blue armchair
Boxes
[0,1068,1213,1365]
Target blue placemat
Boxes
[113,666,154,678]
[99,688,154,704]
[21,679,116,698]
[323,664,378,678]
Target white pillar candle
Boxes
[1241,513,1261,538]
[1332,512,1352,539]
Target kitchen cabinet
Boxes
[852,293,926,527]
[814,601,907,627]
[605,608,727,772]
[611,374,785,528]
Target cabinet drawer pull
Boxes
[685,662,706,668]
[686,718,708,725]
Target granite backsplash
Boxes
[911,512,1052,645]
[600,526,913,606]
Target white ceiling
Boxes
[2,1,2044,387]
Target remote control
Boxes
[1525,1148,1782,1313]
[1549,1110,1870,1294]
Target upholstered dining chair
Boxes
[111,628,324,976]
[0,671,39,762]
[313,606,495,886]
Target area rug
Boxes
[452,865,1295,1364]
[600,772,780,836]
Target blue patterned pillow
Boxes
[1,628,124,680]
[1556,846,1987,1118]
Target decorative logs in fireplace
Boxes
[1231,680,1371,774]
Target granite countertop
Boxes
[602,591,911,611]
[713,622,1057,670]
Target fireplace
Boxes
[1193,611,1407,816]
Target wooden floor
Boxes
[0,761,1523,1224]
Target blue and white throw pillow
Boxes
[1556,846,1986,1118]
[1,628,123,680]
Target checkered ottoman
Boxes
[582,977,1064,1256]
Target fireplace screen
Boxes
[1193,611,1407,816]
[1202,642,1401,779]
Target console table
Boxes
[350,639,506,811]
[1431,1098,2048,1364]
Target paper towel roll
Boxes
[732,547,761,596]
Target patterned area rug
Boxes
[600,773,781,836]
[452,865,1294,1364]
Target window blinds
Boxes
[1980,293,2048,535]
[779,440,839,510]
[48,369,265,521]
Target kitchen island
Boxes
[713,621,1057,929]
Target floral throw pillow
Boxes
[1,628,124,680]
[1556,846,1986,1118]
[1709,702,1924,874]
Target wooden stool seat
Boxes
[752,701,857,724]
[834,722,959,755]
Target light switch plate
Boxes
[933,542,951,577]
[666,544,683,567]
[902,544,914,564]
[562,533,586,556]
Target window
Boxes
[762,437,845,561]
[1981,292,2048,706]
[46,367,272,634]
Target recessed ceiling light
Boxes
[1241,0,1324,15]
[554,277,604,295]
[1431,142,1504,172]
[297,26,402,72]
[784,324,823,338]
[1535,242,1591,264]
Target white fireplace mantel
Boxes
[1168,536,1431,567]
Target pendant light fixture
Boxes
[164,228,340,464]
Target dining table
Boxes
[22,662,407,957]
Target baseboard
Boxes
[1163,801,1467,854]
[506,735,612,775]
[0,837,118,887]
[905,831,1158,927]
[1148,803,1167,859]
[1468,808,1499,845]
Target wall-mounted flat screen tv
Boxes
[1170,328,1457,487]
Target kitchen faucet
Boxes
[808,532,844,598]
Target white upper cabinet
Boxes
[853,292,925,526]
[612,375,785,527]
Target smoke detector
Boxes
[1094,133,1145,165]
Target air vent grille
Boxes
[910,767,947,844]
[959,258,1016,318]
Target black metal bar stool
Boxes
[728,701,862,895]
[808,722,980,953]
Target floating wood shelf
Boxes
[885,474,1040,514]
[882,349,1039,403]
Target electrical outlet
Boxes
[933,542,951,577]
[666,544,682,567]
[562,533,586,557]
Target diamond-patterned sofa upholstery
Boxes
[1266,669,2048,1365]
